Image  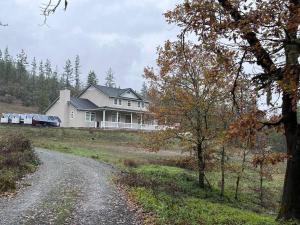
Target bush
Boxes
[123,159,140,168]
[0,134,39,192]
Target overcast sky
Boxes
[0,0,180,91]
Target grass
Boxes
[121,164,285,225]
[0,125,288,224]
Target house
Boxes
[45,84,158,130]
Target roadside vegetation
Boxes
[0,133,39,194]
[0,125,288,224]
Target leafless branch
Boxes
[41,0,68,24]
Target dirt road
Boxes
[0,148,139,225]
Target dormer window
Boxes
[119,99,122,105]
[138,102,141,107]
[128,101,131,107]
[142,102,145,108]
[114,98,118,105]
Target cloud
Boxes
[0,0,180,90]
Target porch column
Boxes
[117,112,119,128]
[140,114,143,130]
[131,112,133,128]
[102,110,106,128]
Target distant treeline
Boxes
[0,48,84,112]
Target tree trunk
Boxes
[278,91,300,220]
[197,143,205,188]
[260,163,263,206]
[220,146,225,198]
[235,149,246,200]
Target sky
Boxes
[0,0,181,91]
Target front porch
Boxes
[100,121,159,130]
[88,108,161,131]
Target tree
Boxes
[105,67,116,87]
[63,59,73,89]
[166,0,300,220]
[140,82,148,98]
[87,70,98,86]
[74,55,81,94]
[44,59,52,79]
[144,41,232,188]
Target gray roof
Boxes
[70,97,99,110]
[93,85,147,101]
[94,85,128,98]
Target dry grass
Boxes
[0,101,38,114]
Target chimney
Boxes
[60,89,70,103]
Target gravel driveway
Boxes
[0,148,140,225]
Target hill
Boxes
[0,100,38,114]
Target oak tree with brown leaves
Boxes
[165,0,300,220]
[144,40,233,188]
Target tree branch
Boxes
[218,0,278,81]
[41,0,68,24]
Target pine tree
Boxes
[105,67,116,87]
[140,82,148,98]
[44,59,52,79]
[74,55,81,94]
[87,70,98,86]
[31,57,37,77]
[4,47,10,63]
[63,59,73,89]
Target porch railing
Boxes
[100,121,162,131]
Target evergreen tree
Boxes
[105,67,116,87]
[31,57,37,77]
[44,59,52,79]
[87,70,98,86]
[140,82,148,98]
[4,47,10,63]
[63,59,73,89]
[74,55,81,94]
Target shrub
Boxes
[123,159,140,168]
[0,134,39,193]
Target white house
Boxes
[45,84,158,130]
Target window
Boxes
[128,101,131,107]
[142,102,145,108]
[119,99,122,105]
[138,102,141,107]
[85,112,96,122]
[114,98,118,105]
[70,111,75,119]
[112,114,117,122]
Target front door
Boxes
[125,115,131,123]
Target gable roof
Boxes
[79,84,148,102]
[70,97,99,110]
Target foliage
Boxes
[87,70,98,86]
[164,0,300,220]
[105,67,116,87]
[0,48,85,111]
[0,134,39,193]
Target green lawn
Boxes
[0,125,289,224]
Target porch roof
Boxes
[79,106,151,114]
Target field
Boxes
[0,125,288,225]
